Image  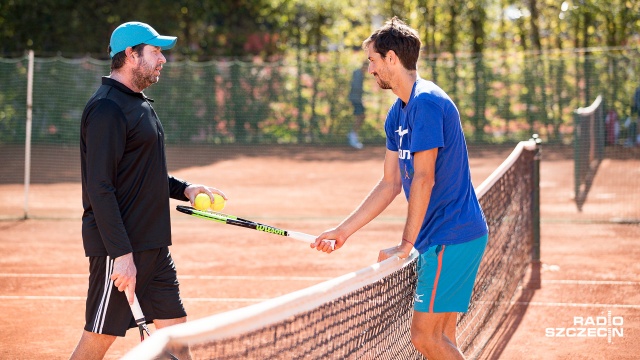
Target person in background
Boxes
[347,61,368,149]
[628,85,640,147]
[70,21,225,360]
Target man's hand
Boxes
[377,240,413,262]
[184,184,226,205]
[111,253,137,305]
[311,228,346,254]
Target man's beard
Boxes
[376,77,392,89]
[132,57,159,91]
[374,73,392,90]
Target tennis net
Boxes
[122,139,540,360]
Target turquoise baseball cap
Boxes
[109,22,177,58]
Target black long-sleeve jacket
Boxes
[80,77,189,258]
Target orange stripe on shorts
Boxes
[429,245,446,313]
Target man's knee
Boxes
[82,330,117,346]
[154,316,187,330]
[411,311,461,356]
[411,320,441,352]
[70,330,117,360]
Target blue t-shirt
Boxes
[385,77,487,253]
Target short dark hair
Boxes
[362,17,421,71]
[109,43,146,71]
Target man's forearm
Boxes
[403,173,433,244]
[339,178,400,236]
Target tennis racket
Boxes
[175,205,335,249]
[127,293,179,360]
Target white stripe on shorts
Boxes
[92,256,114,334]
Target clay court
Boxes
[0,143,638,359]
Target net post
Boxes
[530,133,542,289]
[573,110,582,211]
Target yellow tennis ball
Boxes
[211,194,226,211]
[194,193,211,210]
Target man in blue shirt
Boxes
[313,17,487,360]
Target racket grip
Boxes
[289,231,336,250]
[126,293,146,326]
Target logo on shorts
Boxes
[414,293,424,303]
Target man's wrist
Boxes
[401,238,414,246]
[114,252,133,261]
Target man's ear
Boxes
[386,50,398,65]
[124,47,136,63]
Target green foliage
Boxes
[0,58,27,143]
[1,1,639,147]
[2,48,639,147]
[1,0,639,60]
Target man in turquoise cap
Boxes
[70,22,224,359]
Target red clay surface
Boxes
[0,144,638,359]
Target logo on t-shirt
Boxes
[404,164,412,179]
[396,126,411,159]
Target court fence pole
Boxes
[23,50,34,220]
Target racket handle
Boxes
[289,231,336,250]
[126,292,146,325]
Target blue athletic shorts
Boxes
[414,234,488,313]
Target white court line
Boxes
[0,295,266,303]
[1,296,638,309]
[2,275,638,308]
[0,296,87,301]
[542,279,640,286]
[0,273,332,281]
[512,302,640,309]
[0,273,87,278]
[1,274,637,285]
[181,275,331,281]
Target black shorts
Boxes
[84,247,186,336]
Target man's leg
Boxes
[411,311,464,360]
[348,105,365,149]
[69,330,116,360]
[155,317,192,360]
[154,316,187,329]
[353,113,364,134]
[444,312,458,348]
